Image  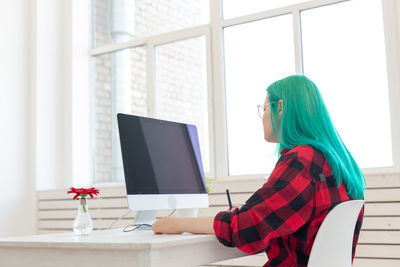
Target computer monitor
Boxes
[117,113,209,228]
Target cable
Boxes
[107,210,132,229]
[121,209,177,232]
[168,209,176,217]
[123,224,152,232]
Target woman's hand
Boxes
[152,217,182,235]
[228,205,240,212]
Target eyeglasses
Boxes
[257,102,274,119]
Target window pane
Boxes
[301,0,392,168]
[223,0,308,19]
[224,15,295,175]
[93,0,209,47]
[155,36,210,172]
[93,47,147,182]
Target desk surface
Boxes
[0,229,248,267]
[0,228,216,250]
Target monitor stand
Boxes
[133,210,157,230]
[132,208,199,230]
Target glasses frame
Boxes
[257,102,274,119]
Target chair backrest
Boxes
[307,200,364,267]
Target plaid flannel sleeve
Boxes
[213,156,315,254]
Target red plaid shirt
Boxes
[213,145,364,267]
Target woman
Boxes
[152,75,365,267]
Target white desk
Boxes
[0,228,248,267]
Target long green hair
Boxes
[267,75,365,199]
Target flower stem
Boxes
[80,197,87,213]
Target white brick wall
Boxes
[93,0,206,182]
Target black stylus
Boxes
[226,189,233,210]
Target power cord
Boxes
[107,210,132,229]
[108,209,177,232]
[123,223,152,232]
[167,209,176,217]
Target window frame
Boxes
[89,0,400,186]
[91,24,215,182]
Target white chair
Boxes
[307,200,364,267]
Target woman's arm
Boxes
[152,207,239,235]
[152,216,214,234]
[179,216,215,234]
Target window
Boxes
[93,0,209,47]
[92,0,210,182]
[301,0,392,168]
[224,15,295,175]
[155,36,210,172]
[223,0,308,19]
[222,0,395,177]
[91,0,398,183]
[93,47,147,182]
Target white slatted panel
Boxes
[37,173,400,267]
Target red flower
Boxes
[67,187,100,200]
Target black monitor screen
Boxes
[117,113,206,194]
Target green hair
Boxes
[266,75,365,199]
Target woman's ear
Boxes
[278,100,283,113]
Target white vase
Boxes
[73,198,93,235]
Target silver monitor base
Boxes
[133,210,157,230]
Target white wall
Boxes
[35,0,72,190]
[0,0,36,237]
[0,0,91,237]
[34,0,91,191]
